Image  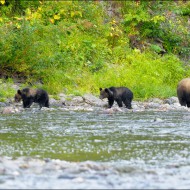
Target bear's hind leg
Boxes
[123,99,132,109]
[39,102,49,110]
[179,97,187,107]
[38,97,49,109]
[186,102,190,108]
[45,99,49,108]
[185,94,190,108]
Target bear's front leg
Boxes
[23,99,33,108]
[108,98,114,108]
[116,98,123,107]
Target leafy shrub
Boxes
[0,0,189,100]
[92,50,186,100]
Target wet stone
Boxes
[0,102,7,107]
[58,175,75,179]
[82,94,105,107]
[164,97,178,105]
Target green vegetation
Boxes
[0,0,190,100]
[0,79,15,102]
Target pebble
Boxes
[153,117,163,122]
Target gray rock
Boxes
[0,102,7,107]
[1,106,20,114]
[153,117,163,122]
[65,96,84,106]
[49,98,58,105]
[49,98,64,107]
[11,83,20,90]
[164,96,178,105]
[144,102,161,109]
[82,94,107,107]
[58,93,66,98]
[147,98,164,104]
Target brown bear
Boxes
[177,78,190,107]
[99,86,133,109]
[14,88,49,109]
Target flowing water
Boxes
[0,108,190,189]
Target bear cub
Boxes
[99,86,133,109]
[14,88,49,109]
[177,78,190,108]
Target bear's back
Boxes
[177,78,190,91]
[109,86,132,94]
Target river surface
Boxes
[0,108,190,189]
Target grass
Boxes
[0,79,16,102]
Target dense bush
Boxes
[0,0,190,100]
[91,50,187,99]
[121,1,190,62]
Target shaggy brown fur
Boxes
[14,88,49,109]
[177,78,190,107]
[99,86,133,109]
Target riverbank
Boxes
[0,89,189,114]
[0,81,189,114]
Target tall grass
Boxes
[78,51,187,100]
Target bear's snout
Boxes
[99,95,104,100]
[14,94,22,103]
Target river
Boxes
[0,108,190,189]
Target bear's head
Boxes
[99,88,113,99]
[14,90,22,102]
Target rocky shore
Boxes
[0,91,189,114]
[1,82,189,114]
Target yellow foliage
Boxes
[0,0,5,5]
[26,16,32,21]
[14,17,23,21]
[151,15,165,24]
[54,14,60,20]
[71,11,82,18]
[70,11,75,18]
[60,9,65,15]
[25,8,32,16]
[33,12,42,19]
[77,11,82,17]
[49,18,55,24]
[111,27,114,31]
[15,23,21,29]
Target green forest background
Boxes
[1,0,190,101]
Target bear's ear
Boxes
[105,88,113,96]
[99,88,102,91]
[17,90,22,95]
[105,88,109,93]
